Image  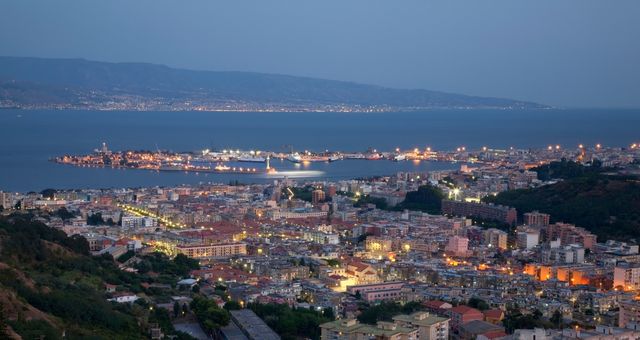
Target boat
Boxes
[237,156,266,163]
[287,153,302,163]
[300,155,330,162]
[329,155,342,162]
[366,153,382,160]
[394,154,407,161]
[214,164,231,171]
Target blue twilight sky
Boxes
[0,0,639,108]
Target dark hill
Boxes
[0,56,546,110]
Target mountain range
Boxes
[0,56,546,111]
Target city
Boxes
[2,140,640,339]
[1,1,639,339]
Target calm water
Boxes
[0,109,638,192]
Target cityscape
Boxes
[1,1,640,340]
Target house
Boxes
[423,300,453,315]
[483,309,505,325]
[392,311,450,340]
[447,305,484,333]
[104,283,117,293]
[177,278,198,290]
[108,292,139,303]
[320,318,418,340]
[458,320,506,340]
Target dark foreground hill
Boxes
[0,56,545,111]
[0,214,200,339]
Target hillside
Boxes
[484,163,640,241]
[0,214,199,339]
[0,56,546,111]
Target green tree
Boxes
[174,302,181,318]
[191,296,230,333]
[224,300,241,311]
[550,310,563,328]
[468,297,490,311]
[396,185,445,214]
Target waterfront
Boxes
[0,109,639,192]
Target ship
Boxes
[300,155,330,162]
[366,153,382,160]
[237,156,266,163]
[287,153,302,163]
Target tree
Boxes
[468,297,490,311]
[0,307,8,338]
[550,310,563,328]
[87,212,106,225]
[223,301,241,311]
[323,307,335,320]
[40,188,57,199]
[190,296,230,333]
[174,302,181,318]
[55,207,75,221]
[396,185,445,214]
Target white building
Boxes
[517,230,540,249]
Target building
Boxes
[458,320,506,340]
[441,200,517,225]
[447,305,484,333]
[312,189,326,204]
[524,211,550,227]
[230,309,281,340]
[121,215,156,228]
[392,312,449,340]
[445,236,469,257]
[512,328,553,340]
[517,230,540,249]
[484,228,508,250]
[614,263,640,291]
[0,191,13,209]
[320,319,418,340]
[346,282,405,303]
[175,242,247,259]
[619,300,640,328]
[303,230,340,245]
[542,245,585,264]
[366,236,393,256]
[546,223,597,250]
[483,310,505,325]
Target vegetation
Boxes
[485,168,640,240]
[54,207,76,221]
[354,195,389,210]
[395,185,445,214]
[502,308,557,333]
[0,215,145,338]
[283,186,316,203]
[533,159,604,181]
[0,215,201,338]
[357,301,425,325]
[467,297,490,311]
[87,212,115,226]
[191,296,230,333]
[134,252,199,277]
[249,302,333,340]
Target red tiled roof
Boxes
[483,309,504,319]
[450,305,482,315]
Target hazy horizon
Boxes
[1,0,639,108]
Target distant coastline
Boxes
[0,56,548,112]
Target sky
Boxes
[0,0,639,108]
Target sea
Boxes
[0,109,638,193]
